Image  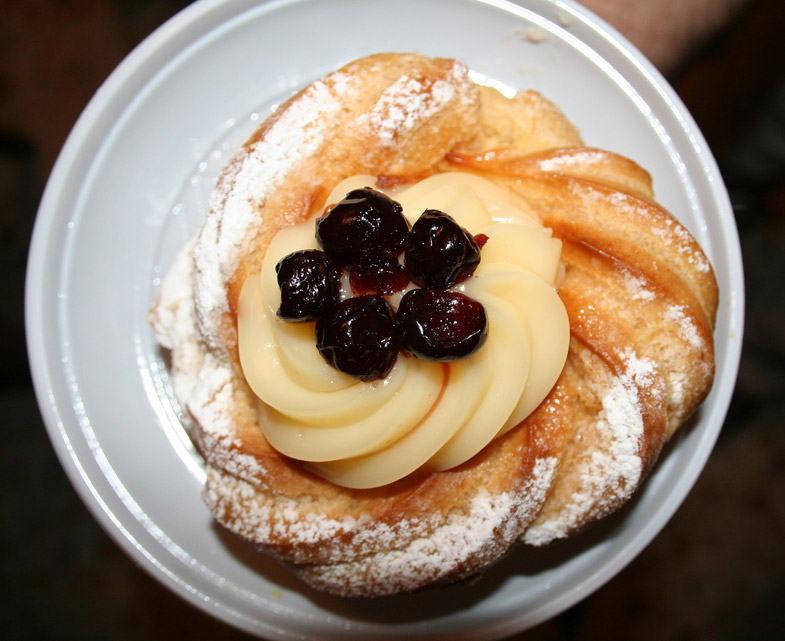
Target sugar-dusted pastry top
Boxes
[149,52,718,597]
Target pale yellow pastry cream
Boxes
[237,172,570,488]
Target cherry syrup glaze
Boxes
[349,257,410,296]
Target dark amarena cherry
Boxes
[315,188,409,268]
[315,295,399,381]
[404,209,481,289]
[396,288,488,361]
[275,249,340,321]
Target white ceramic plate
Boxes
[26,0,744,638]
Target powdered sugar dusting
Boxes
[571,180,712,275]
[357,60,466,145]
[523,351,651,545]
[193,71,357,349]
[212,442,268,481]
[624,347,659,393]
[150,243,242,440]
[536,149,607,173]
[322,491,517,594]
[664,303,703,349]
[621,269,656,302]
[667,371,687,409]
[150,244,267,486]
[301,456,558,595]
[648,213,713,273]
[203,467,342,547]
[149,241,196,353]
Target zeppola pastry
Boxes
[149,53,718,597]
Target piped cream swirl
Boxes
[237,172,569,488]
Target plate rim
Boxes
[24,0,745,638]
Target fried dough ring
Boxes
[150,53,717,597]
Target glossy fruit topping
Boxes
[396,288,488,361]
[274,188,490,380]
[315,295,399,381]
[316,188,409,268]
[405,209,482,289]
[276,250,341,321]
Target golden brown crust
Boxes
[149,53,718,597]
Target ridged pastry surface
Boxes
[149,53,717,597]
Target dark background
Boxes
[2,1,784,639]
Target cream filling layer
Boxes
[237,172,569,488]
